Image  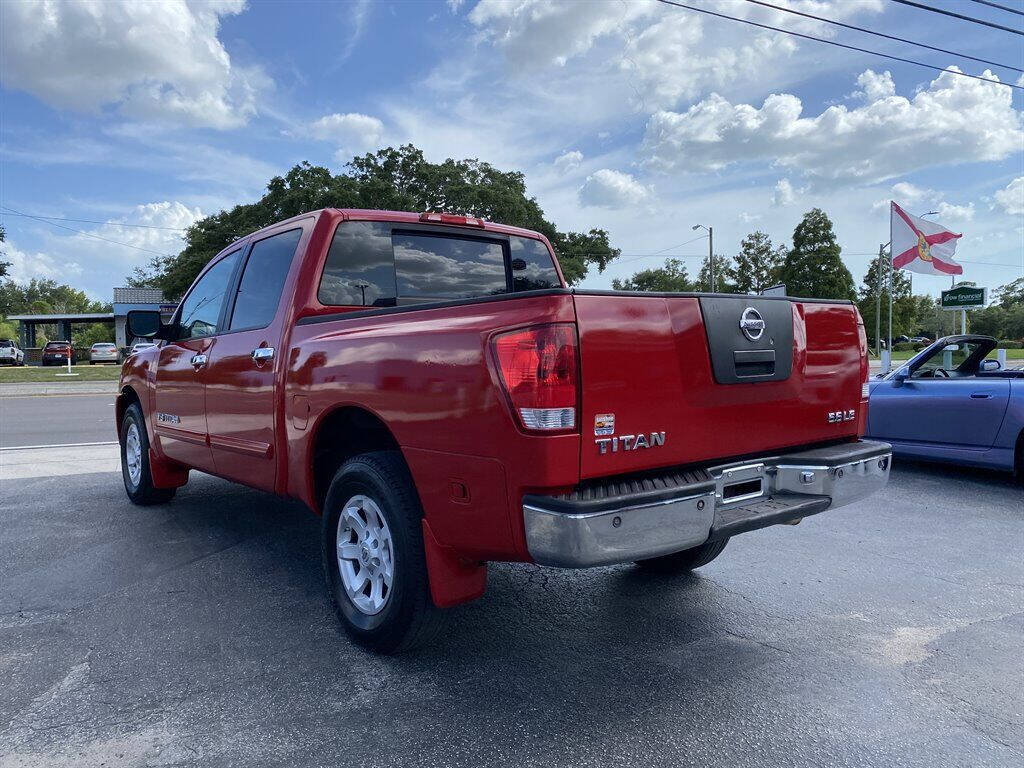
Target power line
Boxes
[655,0,1023,90]
[965,0,1024,17]
[0,206,176,258]
[0,210,188,231]
[744,0,1022,73]
[890,0,1024,35]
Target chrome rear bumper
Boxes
[523,440,891,568]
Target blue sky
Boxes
[1,0,1022,301]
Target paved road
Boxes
[0,394,116,448]
[0,460,1020,767]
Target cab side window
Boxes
[229,229,301,330]
[177,250,240,340]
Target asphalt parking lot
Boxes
[1,396,1022,767]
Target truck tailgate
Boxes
[573,292,866,480]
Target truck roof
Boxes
[238,208,550,246]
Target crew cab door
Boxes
[204,225,306,491]
[153,249,242,471]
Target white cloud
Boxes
[468,0,657,68]
[0,0,266,130]
[553,150,583,171]
[641,68,1023,183]
[622,16,795,110]
[447,0,465,11]
[772,178,795,207]
[309,113,385,160]
[890,182,929,205]
[851,69,895,102]
[936,201,975,222]
[2,242,81,283]
[578,169,651,208]
[994,177,1024,215]
[340,0,372,62]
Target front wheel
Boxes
[322,451,445,653]
[120,403,176,506]
[635,538,729,574]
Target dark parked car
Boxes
[41,341,76,366]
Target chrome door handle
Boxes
[251,347,275,363]
[190,353,207,368]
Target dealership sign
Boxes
[941,285,986,310]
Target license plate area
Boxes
[714,462,766,506]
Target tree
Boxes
[779,209,855,301]
[612,258,695,292]
[995,276,1024,308]
[857,253,918,343]
[73,322,115,347]
[147,146,619,298]
[697,254,735,293]
[730,231,785,294]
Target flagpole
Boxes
[875,244,883,358]
[887,206,893,365]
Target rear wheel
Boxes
[120,403,176,506]
[635,538,729,574]
[322,451,445,653]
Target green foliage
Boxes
[892,342,918,352]
[0,278,106,316]
[730,231,785,294]
[0,318,17,339]
[697,254,734,293]
[143,146,619,299]
[857,252,918,341]
[73,322,115,347]
[995,276,1024,308]
[967,277,1024,340]
[779,209,855,301]
[997,340,1022,349]
[612,258,695,292]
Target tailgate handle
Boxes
[733,349,776,378]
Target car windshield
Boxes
[911,341,985,378]
[0,340,14,346]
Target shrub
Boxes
[893,342,917,352]
[996,340,1022,349]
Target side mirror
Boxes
[893,366,911,386]
[980,359,1001,372]
[127,310,172,340]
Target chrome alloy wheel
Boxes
[125,423,143,488]
[336,494,394,615]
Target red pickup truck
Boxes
[119,209,890,652]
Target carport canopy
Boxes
[8,312,115,348]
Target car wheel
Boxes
[634,537,729,573]
[322,451,446,654]
[120,403,176,506]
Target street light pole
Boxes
[691,223,713,292]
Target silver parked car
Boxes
[128,342,157,356]
[89,342,119,364]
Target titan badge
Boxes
[595,432,666,454]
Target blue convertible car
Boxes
[866,335,1023,479]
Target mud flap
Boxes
[422,518,487,608]
[148,448,190,489]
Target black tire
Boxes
[120,402,176,506]
[635,537,729,574]
[322,451,446,654]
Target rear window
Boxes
[394,233,506,300]
[92,343,115,348]
[45,342,69,349]
[0,340,14,347]
[317,222,560,307]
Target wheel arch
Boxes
[115,384,143,439]
[310,405,403,514]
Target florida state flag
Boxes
[891,201,963,275]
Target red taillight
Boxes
[419,212,486,228]
[493,324,578,431]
